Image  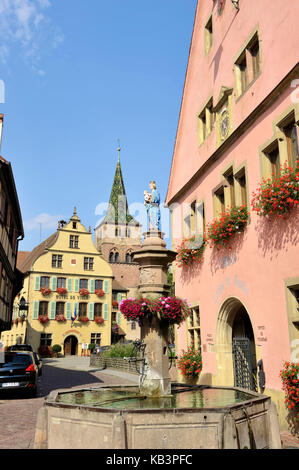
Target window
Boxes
[40,333,52,347]
[235,169,248,207]
[79,279,88,289]
[112,312,117,323]
[56,302,65,316]
[84,257,94,271]
[224,170,235,207]
[69,235,79,248]
[131,321,136,330]
[126,251,133,263]
[95,280,103,291]
[94,303,103,317]
[90,333,101,345]
[198,99,214,146]
[235,32,260,98]
[39,301,48,316]
[204,15,213,53]
[126,228,131,237]
[57,278,66,288]
[214,186,225,217]
[284,121,299,168]
[40,276,50,288]
[109,250,119,263]
[52,254,63,268]
[187,306,201,352]
[79,303,87,318]
[72,222,77,229]
[267,143,280,179]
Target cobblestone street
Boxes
[0,357,138,449]
[0,357,298,449]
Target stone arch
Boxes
[215,297,256,389]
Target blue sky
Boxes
[0,0,197,251]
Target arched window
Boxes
[126,250,133,264]
[109,249,119,263]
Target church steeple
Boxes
[100,146,139,227]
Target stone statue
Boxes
[144,181,161,232]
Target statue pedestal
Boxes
[133,231,177,397]
[139,316,171,396]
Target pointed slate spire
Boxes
[101,146,138,226]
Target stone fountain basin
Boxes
[34,384,281,449]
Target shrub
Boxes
[38,345,53,358]
[177,344,202,380]
[280,361,299,422]
[89,343,96,353]
[52,344,62,354]
[101,342,137,359]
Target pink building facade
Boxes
[166,0,299,430]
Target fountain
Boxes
[34,184,282,449]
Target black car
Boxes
[7,344,34,352]
[7,345,42,376]
[0,351,38,396]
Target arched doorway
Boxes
[64,335,78,356]
[215,298,257,391]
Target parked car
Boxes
[7,344,34,352]
[7,345,43,376]
[0,351,38,397]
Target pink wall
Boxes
[166,0,299,205]
[166,0,299,392]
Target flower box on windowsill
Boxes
[38,315,49,325]
[40,288,52,296]
[56,287,68,295]
[112,301,119,309]
[206,205,249,248]
[252,161,299,218]
[95,317,104,325]
[79,289,90,297]
[56,315,67,322]
[78,316,89,323]
[95,289,105,297]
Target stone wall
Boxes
[90,354,141,375]
[90,354,179,381]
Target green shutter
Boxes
[103,303,109,321]
[34,276,40,291]
[33,301,39,320]
[74,302,79,316]
[66,302,72,320]
[89,279,95,294]
[67,278,73,292]
[117,312,121,325]
[117,293,122,303]
[51,276,57,292]
[74,278,79,293]
[104,280,109,294]
[49,301,56,320]
[88,303,94,321]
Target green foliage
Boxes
[101,342,138,358]
[89,343,96,352]
[52,344,62,354]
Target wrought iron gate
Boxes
[232,338,256,391]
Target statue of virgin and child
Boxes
[144,181,161,232]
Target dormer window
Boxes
[73,222,77,229]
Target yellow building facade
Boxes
[1,209,128,355]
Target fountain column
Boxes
[133,231,177,397]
